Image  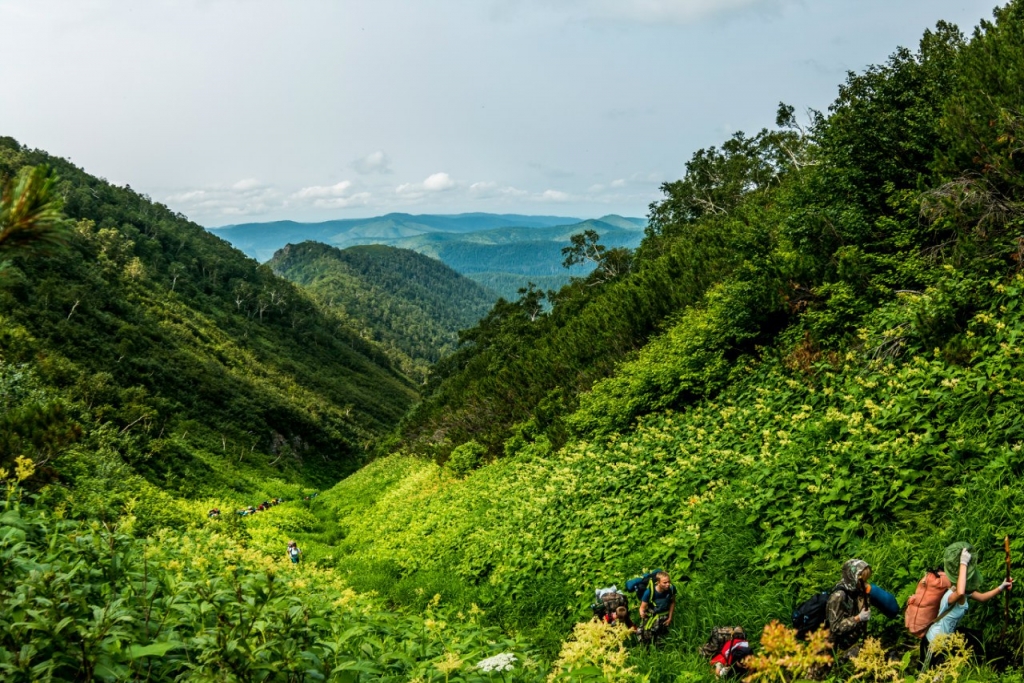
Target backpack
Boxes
[626,569,664,603]
[793,586,861,637]
[792,591,830,637]
[699,626,747,659]
[867,583,900,619]
[590,586,628,618]
[905,571,951,638]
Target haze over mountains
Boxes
[211,213,647,299]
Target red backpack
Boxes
[905,571,951,638]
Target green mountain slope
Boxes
[11,3,1024,683]
[268,241,496,381]
[465,272,573,301]
[0,138,416,517]
[243,5,1024,679]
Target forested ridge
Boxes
[7,3,1024,682]
[268,241,496,382]
[213,212,645,300]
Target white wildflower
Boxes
[477,652,517,672]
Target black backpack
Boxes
[792,591,831,637]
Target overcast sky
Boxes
[0,0,1000,226]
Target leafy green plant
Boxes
[446,441,487,478]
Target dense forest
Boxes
[7,2,1024,682]
[268,241,496,381]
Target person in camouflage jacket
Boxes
[826,558,872,656]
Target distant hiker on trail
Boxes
[287,541,302,564]
[825,559,872,658]
[638,571,676,641]
[921,543,1013,669]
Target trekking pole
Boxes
[1001,535,1011,641]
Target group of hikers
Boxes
[223,497,285,517]
[206,496,311,565]
[206,493,318,520]
[591,541,1013,677]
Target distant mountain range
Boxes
[210,212,647,299]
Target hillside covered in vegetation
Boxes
[268,241,496,381]
[263,2,1024,677]
[0,138,416,523]
[8,2,1024,682]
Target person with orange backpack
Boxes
[906,568,951,639]
[919,543,1013,670]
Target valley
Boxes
[6,3,1024,682]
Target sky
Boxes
[0,0,1001,227]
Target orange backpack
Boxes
[905,571,951,638]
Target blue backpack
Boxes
[625,569,663,603]
[627,569,677,610]
[868,584,900,619]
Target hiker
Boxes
[208,507,220,518]
[921,544,1013,669]
[703,628,752,678]
[287,540,302,564]
[638,571,676,640]
[603,605,637,632]
[825,559,873,658]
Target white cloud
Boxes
[232,178,262,191]
[470,181,529,199]
[540,189,570,202]
[610,178,627,188]
[291,180,353,199]
[497,0,785,25]
[164,176,375,222]
[309,192,372,209]
[352,151,392,175]
[423,172,455,191]
[397,172,457,196]
[165,181,282,220]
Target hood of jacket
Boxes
[838,558,870,593]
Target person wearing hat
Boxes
[922,542,1013,668]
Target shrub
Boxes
[743,621,832,683]
[546,620,642,683]
[446,440,487,478]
